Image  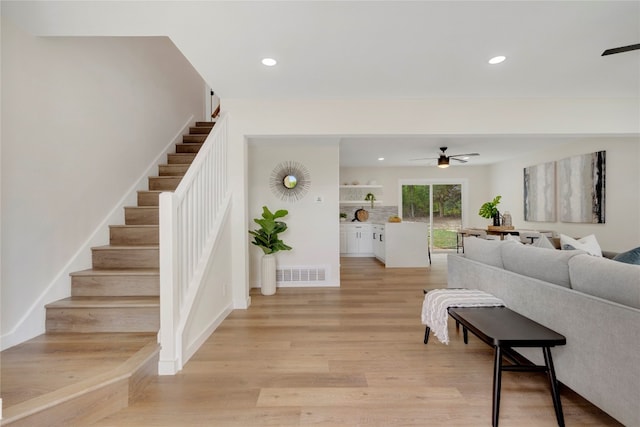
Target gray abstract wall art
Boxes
[558,151,606,223]
[524,161,556,222]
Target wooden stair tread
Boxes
[167,153,196,163]
[109,224,158,229]
[92,245,158,250]
[136,191,163,206]
[70,268,159,277]
[46,296,159,308]
[158,163,190,168]
[188,127,211,134]
[1,333,158,424]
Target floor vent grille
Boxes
[276,265,328,284]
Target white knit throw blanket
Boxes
[421,289,505,344]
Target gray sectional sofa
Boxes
[447,237,640,426]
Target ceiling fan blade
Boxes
[448,153,480,158]
[409,157,437,161]
[602,43,640,56]
[451,157,468,163]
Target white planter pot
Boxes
[261,254,277,296]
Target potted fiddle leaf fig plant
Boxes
[249,206,292,295]
[479,195,502,226]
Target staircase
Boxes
[1,121,215,427]
[45,121,214,333]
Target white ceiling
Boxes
[193,0,639,100]
[4,0,639,167]
[338,134,593,167]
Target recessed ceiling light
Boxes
[261,58,277,66]
[378,157,385,161]
[488,55,506,65]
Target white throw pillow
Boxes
[560,234,603,257]
[532,235,556,250]
[504,233,522,243]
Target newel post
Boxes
[158,191,181,375]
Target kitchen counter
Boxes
[340,222,429,267]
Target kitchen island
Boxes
[382,222,430,267]
[340,222,429,268]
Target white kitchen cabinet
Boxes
[372,224,385,262]
[340,223,373,256]
[341,222,427,265]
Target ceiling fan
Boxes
[410,147,480,168]
[602,43,640,56]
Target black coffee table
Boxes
[447,307,567,427]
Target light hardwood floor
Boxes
[92,255,620,426]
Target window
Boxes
[399,180,466,251]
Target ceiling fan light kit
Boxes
[411,146,480,168]
[437,157,450,168]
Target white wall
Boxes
[1,18,206,346]
[248,139,340,288]
[340,166,492,228]
[491,137,640,252]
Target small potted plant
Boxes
[248,206,292,295]
[364,192,376,209]
[479,195,502,226]
[340,212,347,222]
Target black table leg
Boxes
[492,346,503,427]
[424,326,430,344]
[543,347,565,427]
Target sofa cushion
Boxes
[463,236,513,268]
[613,246,640,265]
[569,254,640,309]
[501,243,585,288]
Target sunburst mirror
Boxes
[270,160,311,202]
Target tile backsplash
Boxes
[340,205,399,223]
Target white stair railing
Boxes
[158,113,229,375]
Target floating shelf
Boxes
[340,185,383,205]
[339,200,383,205]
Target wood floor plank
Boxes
[91,254,621,426]
[256,386,463,407]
